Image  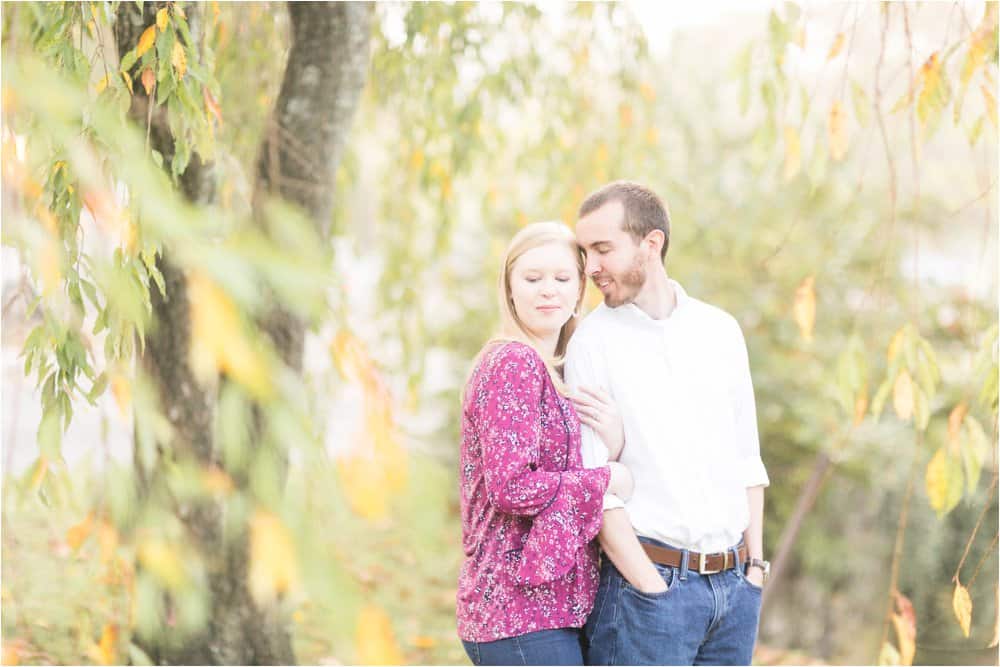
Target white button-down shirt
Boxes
[564,280,769,553]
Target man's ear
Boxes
[645,230,665,258]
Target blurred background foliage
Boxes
[2,1,997,665]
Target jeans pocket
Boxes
[742,574,764,595]
[622,564,675,601]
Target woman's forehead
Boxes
[513,243,579,271]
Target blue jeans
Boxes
[463,628,585,665]
[584,539,762,665]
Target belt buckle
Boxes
[697,552,721,575]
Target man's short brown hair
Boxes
[578,180,671,260]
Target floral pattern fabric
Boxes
[456,341,611,643]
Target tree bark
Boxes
[255,1,372,372]
[115,2,371,663]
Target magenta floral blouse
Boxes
[456,341,611,643]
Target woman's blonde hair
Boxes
[467,221,586,397]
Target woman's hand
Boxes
[569,386,624,460]
[607,461,634,501]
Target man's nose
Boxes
[584,253,600,277]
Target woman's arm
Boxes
[479,344,610,515]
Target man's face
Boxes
[576,200,651,308]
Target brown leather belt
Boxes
[642,542,748,575]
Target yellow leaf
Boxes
[137,540,186,589]
[645,127,659,146]
[595,142,609,163]
[202,466,233,495]
[639,82,656,102]
[853,384,869,426]
[174,4,186,19]
[982,84,997,128]
[793,276,816,342]
[962,34,987,86]
[827,100,849,161]
[410,635,437,649]
[926,447,964,516]
[2,641,20,666]
[887,327,906,362]
[877,640,900,666]
[916,52,948,128]
[96,623,118,665]
[95,74,109,93]
[331,330,372,385]
[110,374,130,418]
[948,402,968,451]
[827,32,845,60]
[249,510,300,603]
[66,512,94,551]
[408,148,424,173]
[783,124,801,182]
[188,272,272,398]
[96,520,118,563]
[892,591,916,666]
[39,235,62,297]
[794,27,806,49]
[28,456,48,491]
[136,25,156,58]
[141,67,155,96]
[172,42,187,79]
[356,604,404,665]
[203,86,223,125]
[156,7,168,32]
[337,453,390,521]
[120,70,133,95]
[893,370,914,420]
[618,103,633,129]
[953,581,973,638]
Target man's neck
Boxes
[631,268,676,320]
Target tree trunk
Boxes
[115,2,371,663]
[254,1,372,372]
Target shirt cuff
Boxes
[602,492,626,511]
[745,457,770,488]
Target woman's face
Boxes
[509,242,581,343]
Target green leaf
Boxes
[37,407,62,459]
[120,48,139,73]
[961,417,986,495]
[150,148,163,168]
[88,372,109,403]
[871,377,893,419]
[968,114,986,146]
[761,79,777,114]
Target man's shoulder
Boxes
[569,305,615,347]
[685,296,744,339]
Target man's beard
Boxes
[602,253,647,307]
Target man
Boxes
[564,181,769,666]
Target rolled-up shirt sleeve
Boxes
[564,335,627,510]
[730,321,769,488]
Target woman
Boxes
[457,222,632,665]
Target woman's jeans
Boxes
[463,628,585,665]
[584,538,763,665]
